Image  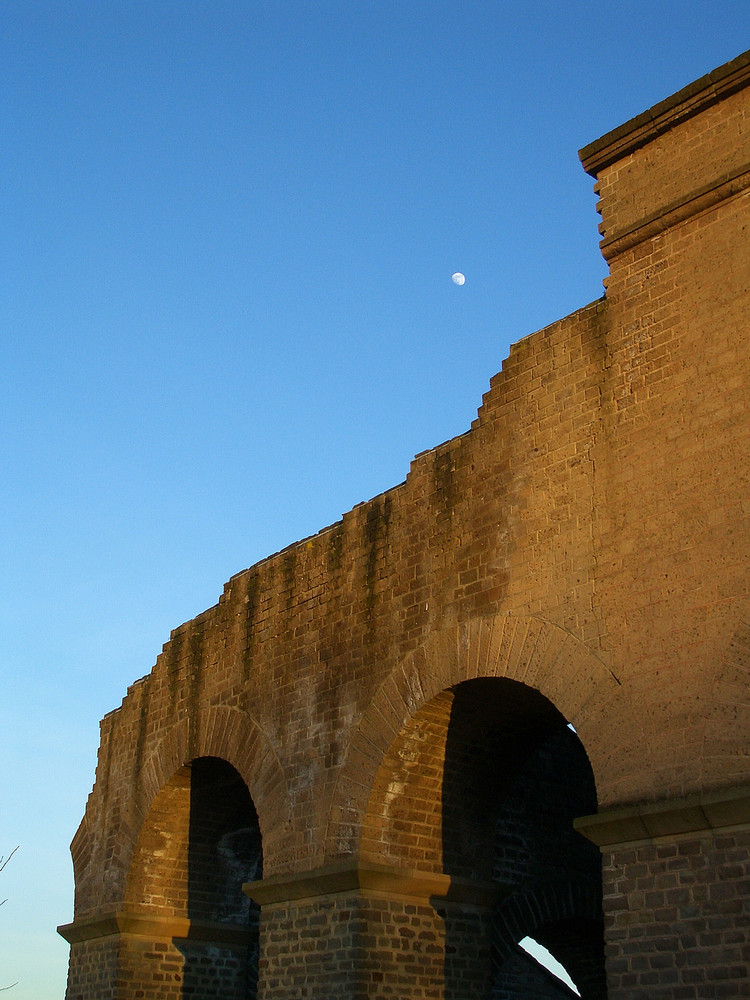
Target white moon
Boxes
[451,272,466,286]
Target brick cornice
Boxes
[243,859,505,909]
[575,784,750,849]
[579,50,750,177]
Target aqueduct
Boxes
[60,52,750,998]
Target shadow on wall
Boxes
[438,678,607,1000]
[177,758,263,1000]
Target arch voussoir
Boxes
[513,620,569,690]
[414,629,460,699]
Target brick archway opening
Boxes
[361,677,606,999]
[122,756,263,1000]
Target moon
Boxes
[451,272,466,286]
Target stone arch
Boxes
[122,754,263,1000]
[326,612,632,856]
[108,705,293,907]
[326,615,613,999]
[356,675,601,875]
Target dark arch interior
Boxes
[440,678,606,999]
[187,756,262,924]
[124,756,262,1000]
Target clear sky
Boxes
[0,3,747,996]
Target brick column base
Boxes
[245,860,502,999]
[58,912,254,1000]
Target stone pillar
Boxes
[576,785,750,999]
[244,860,502,999]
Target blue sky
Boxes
[0,3,747,996]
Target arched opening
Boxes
[361,677,606,999]
[122,756,262,999]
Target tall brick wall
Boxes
[60,51,750,998]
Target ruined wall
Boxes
[60,52,750,999]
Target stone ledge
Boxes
[575,784,750,849]
[599,162,750,260]
[57,910,251,946]
[579,49,750,177]
[243,859,505,909]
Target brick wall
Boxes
[603,830,750,999]
[61,51,750,999]
[259,896,362,999]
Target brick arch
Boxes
[491,875,602,965]
[120,756,264,1000]
[111,705,293,903]
[491,876,606,999]
[325,612,632,858]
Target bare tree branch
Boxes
[0,849,18,876]
[1,847,18,991]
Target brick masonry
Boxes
[602,831,750,998]
[59,52,750,998]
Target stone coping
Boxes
[579,49,750,177]
[575,784,750,849]
[57,910,251,946]
[243,859,505,910]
